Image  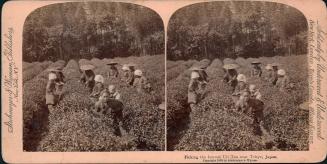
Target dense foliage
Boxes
[23,61,53,82]
[167,1,308,60]
[24,55,164,151]
[23,2,164,62]
[167,55,309,151]
[23,60,66,151]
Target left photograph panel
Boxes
[23,2,165,151]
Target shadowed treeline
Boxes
[23,2,164,62]
[168,1,308,60]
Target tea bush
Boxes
[26,55,164,151]
[23,60,66,151]
[167,55,309,151]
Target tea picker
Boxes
[46,73,58,111]
[189,66,207,100]
[48,67,65,101]
[188,71,201,110]
[90,75,105,104]
[80,64,96,93]
[106,61,119,79]
[222,63,239,92]
[122,63,136,86]
[250,60,262,77]
[133,69,152,93]
[91,90,125,136]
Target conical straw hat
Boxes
[107,61,118,65]
[80,64,95,70]
[223,63,239,70]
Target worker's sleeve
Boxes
[251,69,254,77]
[256,92,262,100]
[60,72,65,79]
[188,80,197,92]
[275,78,281,88]
[88,74,95,82]
[80,73,86,82]
[94,101,102,111]
[91,84,101,97]
[115,92,121,100]
[259,69,262,77]
[115,69,119,77]
[132,77,138,87]
[46,82,53,94]
[270,73,277,84]
[99,89,107,98]
[203,71,209,82]
[127,72,132,82]
[223,73,229,82]
[231,74,237,81]
[233,85,241,95]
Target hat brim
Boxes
[251,62,261,64]
[80,64,95,70]
[107,62,118,65]
[127,63,136,67]
[189,67,204,71]
[223,64,239,69]
[47,68,59,72]
[47,66,63,72]
[271,63,279,67]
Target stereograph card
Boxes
[1,0,327,163]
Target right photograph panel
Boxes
[167,1,309,151]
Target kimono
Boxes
[223,69,238,90]
[55,71,65,83]
[90,82,105,103]
[198,70,209,83]
[265,70,273,81]
[126,70,135,86]
[94,99,110,115]
[198,70,208,92]
[271,70,278,85]
[251,67,262,77]
[188,79,200,104]
[108,66,119,78]
[46,80,57,105]
[276,75,290,91]
[232,82,248,104]
[80,70,95,92]
[133,76,151,92]
[235,97,264,125]
[248,98,265,135]
[109,91,121,100]
[250,90,262,101]
[55,71,65,95]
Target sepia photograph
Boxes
[1,0,327,163]
[167,1,309,151]
[22,2,165,151]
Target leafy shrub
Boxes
[23,60,66,151]
[168,55,309,151]
[167,60,197,81]
[34,55,164,151]
[23,61,53,83]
